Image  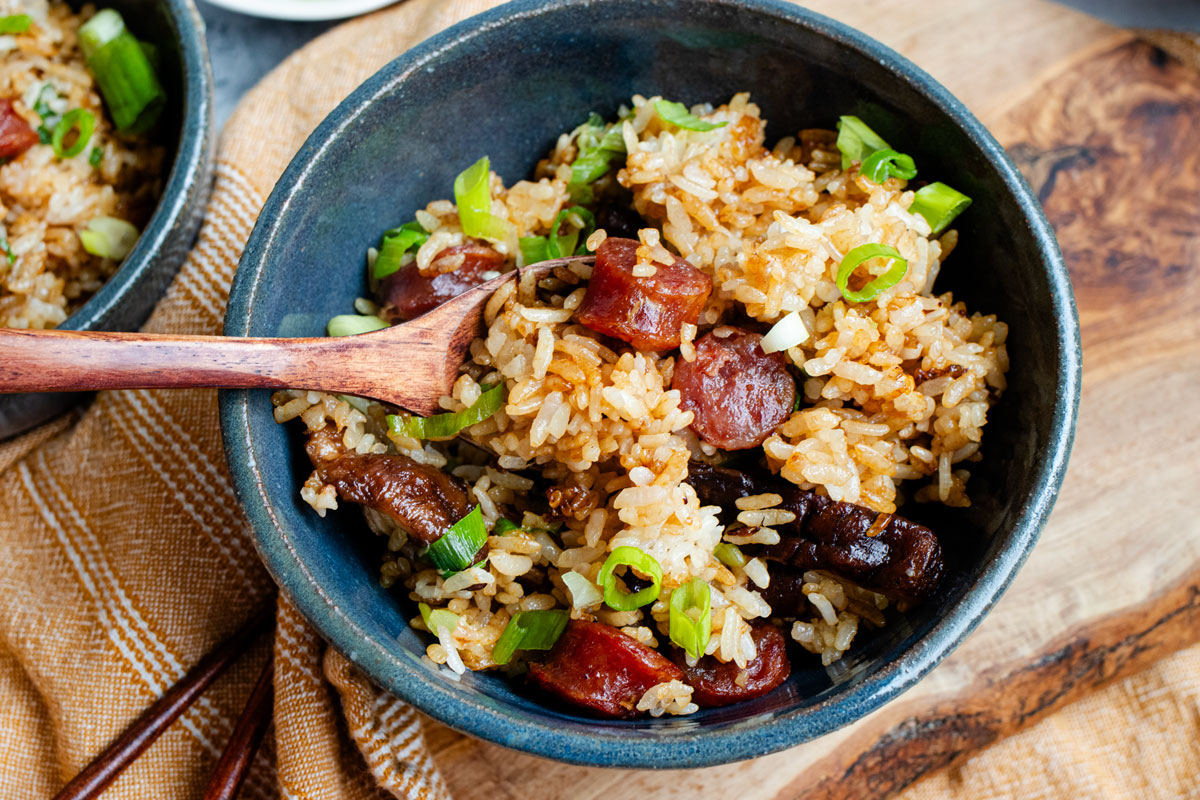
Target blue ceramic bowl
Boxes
[0,0,213,438]
[221,0,1080,768]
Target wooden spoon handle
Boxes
[0,328,338,394]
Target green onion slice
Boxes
[713,542,746,569]
[78,216,138,260]
[1,237,16,265]
[374,221,428,279]
[418,602,460,636]
[51,109,95,159]
[0,14,33,34]
[453,156,510,242]
[567,113,627,202]
[547,206,596,258]
[422,505,487,576]
[79,9,164,133]
[519,235,550,266]
[910,181,972,236]
[387,382,504,441]
[597,546,663,611]
[491,609,569,665]
[669,579,712,659]
[654,99,728,132]
[326,313,388,337]
[836,243,909,304]
[861,147,917,183]
[88,146,103,167]
[492,518,521,536]
[836,115,891,170]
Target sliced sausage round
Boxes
[576,237,711,351]
[673,328,796,449]
[528,619,684,718]
[379,242,504,322]
[672,622,791,707]
[0,98,39,159]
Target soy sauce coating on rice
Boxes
[671,622,791,707]
[529,619,685,718]
[306,428,474,547]
[380,242,503,322]
[688,462,944,603]
[576,237,711,350]
[673,329,796,449]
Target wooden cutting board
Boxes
[420,1,1200,796]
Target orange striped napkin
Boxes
[0,1,1196,799]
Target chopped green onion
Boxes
[597,546,663,611]
[792,390,803,413]
[759,311,810,354]
[88,146,103,168]
[561,571,603,609]
[0,237,15,265]
[492,609,569,665]
[78,216,138,260]
[547,206,596,258]
[861,147,917,183]
[374,221,427,279]
[836,243,908,304]
[836,115,891,170]
[51,109,94,159]
[387,382,504,440]
[326,313,388,337]
[418,602,460,636]
[79,9,165,133]
[32,85,58,143]
[422,505,487,576]
[713,542,746,569]
[669,579,712,659]
[0,14,32,34]
[654,99,728,132]
[492,518,521,536]
[910,181,972,236]
[567,113,627,203]
[453,156,510,242]
[519,235,550,266]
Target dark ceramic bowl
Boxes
[221,0,1080,768]
[0,0,213,438]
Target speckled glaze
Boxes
[221,0,1081,769]
[0,0,214,438]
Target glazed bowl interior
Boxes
[222,0,1079,768]
[0,0,212,438]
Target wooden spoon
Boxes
[0,257,587,416]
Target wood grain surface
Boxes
[415,2,1200,796]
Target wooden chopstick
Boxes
[202,652,275,800]
[52,604,275,800]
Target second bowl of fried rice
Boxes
[222,0,1080,768]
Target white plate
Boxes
[201,0,397,21]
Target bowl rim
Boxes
[60,0,213,333]
[222,0,1081,768]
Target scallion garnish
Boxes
[561,570,602,609]
[909,181,972,236]
[519,236,550,265]
[1,237,16,265]
[79,9,165,133]
[713,542,746,569]
[654,99,728,132]
[836,115,891,170]
[326,313,388,337]
[453,156,510,242]
[78,216,137,260]
[860,147,917,184]
[491,609,569,665]
[492,518,521,536]
[836,243,908,304]
[422,505,487,576]
[374,220,427,279]
[386,382,504,440]
[547,205,596,258]
[33,85,59,143]
[51,109,95,159]
[597,546,663,611]
[567,113,627,203]
[0,14,32,34]
[418,602,460,636]
[669,579,712,659]
[88,146,103,167]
